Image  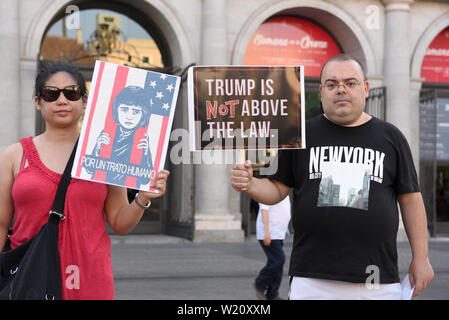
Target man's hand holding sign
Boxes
[230,159,290,205]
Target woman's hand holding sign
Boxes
[149,169,170,197]
[105,169,170,235]
[135,169,170,201]
[138,169,171,203]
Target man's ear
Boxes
[364,80,370,99]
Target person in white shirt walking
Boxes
[254,196,291,300]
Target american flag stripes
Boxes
[72,60,180,192]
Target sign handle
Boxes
[237,150,249,191]
[237,149,246,164]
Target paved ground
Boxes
[110,234,449,300]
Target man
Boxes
[255,197,291,300]
[230,54,434,299]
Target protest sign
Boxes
[72,60,180,192]
[188,66,305,151]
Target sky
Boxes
[46,8,152,44]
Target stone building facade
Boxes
[1,0,449,240]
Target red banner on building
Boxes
[243,16,341,77]
[421,28,449,83]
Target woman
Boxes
[0,63,169,299]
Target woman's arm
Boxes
[0,143,21,251]
[103,170,169,235]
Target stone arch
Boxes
[21,0,194,68]
[19,0,197,237]
[232,0,377,77]
[411,11,449,81]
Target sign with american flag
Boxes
[72,60,180,192]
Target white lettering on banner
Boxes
[253,34,328,49]
[426,48,449,57]
[205,79,255,96]
[300,36,328,49]
[241,99,288,117]
[309,146,385,183]
[253,34,288,46]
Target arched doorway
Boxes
[243,16,342,118]
[38,4,172,130]
[240,15,343,235]
[418,27,449,236]
[234,4,381,236]
[243,16,342,119]
[233,4,381,124]
[35,1,192,236]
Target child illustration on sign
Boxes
[87,86,154,188]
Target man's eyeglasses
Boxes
[40,85,82,102]
[321,80,363,91]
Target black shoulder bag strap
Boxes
[49,138,79,224]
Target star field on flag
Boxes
[144,71,178,117]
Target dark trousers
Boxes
[255,239,285,300]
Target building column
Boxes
[383,0,420,241]
[0,0,20,151]
[193,0,244,242]
[20,58,38,139]
[383,0,417,162]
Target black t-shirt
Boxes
[269,114,419,283]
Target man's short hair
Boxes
[320,54,367,83]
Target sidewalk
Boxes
[110,234,449,300]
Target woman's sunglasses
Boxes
[40,85,82,102]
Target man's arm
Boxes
[230,160,291,205]
[398,192,434,297]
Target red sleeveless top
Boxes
[10,137,114,300]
